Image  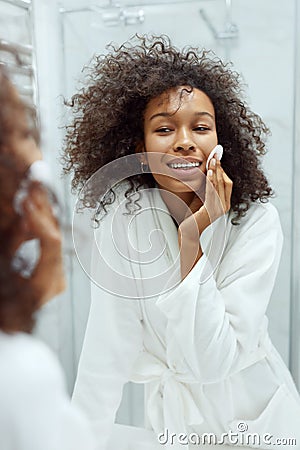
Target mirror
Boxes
[1,0,299,434]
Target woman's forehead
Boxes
[144,86,214,116]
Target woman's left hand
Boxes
[178,155,233,279]
[204,155,233,223]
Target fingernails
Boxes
[24,199,35,212]
[211,158,216,167]
[207,169,213,178]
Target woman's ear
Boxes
[135,141,148,163]
[135,141,145,154]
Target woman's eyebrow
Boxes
[149,112,172,121]
[194,111,215,120]
[149,111,215,121]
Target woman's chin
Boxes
[156,174,205,197]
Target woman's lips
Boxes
[165,158,204,180]
[168,161,201,169]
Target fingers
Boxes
[23,183,65,304]
[13,181,65,304]
[214,157,225,206]
[22,182,60,243]
[206,154,233,215]
[222,170,233,211]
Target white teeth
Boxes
[168,161,200,169]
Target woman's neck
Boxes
[159,188,204,225]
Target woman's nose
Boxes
[174,143,195,152]
[173,130,196,152]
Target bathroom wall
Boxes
[290,0,300,387]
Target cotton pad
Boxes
[12,160,59,278]
[14,160,58,216]
[28,159,53,186]
[206,144,223,171]
[11,238,41,278]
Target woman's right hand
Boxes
[22,183,65,305]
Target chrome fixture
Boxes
[200,0,239,40]
[92,4,144,27]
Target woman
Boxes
[0,52,95,449]
[64,35,300,449]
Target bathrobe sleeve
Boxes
[72,193,144,450]
[156,202,283,383]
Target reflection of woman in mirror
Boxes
[64,36,300,449]
[0,55,94,449]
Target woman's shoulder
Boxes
[221,201,283,254]
[229,200,281,233]
[0,334,95,450]
[0,331,65,393]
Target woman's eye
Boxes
[194,126,210,132]
[155,127,172,133]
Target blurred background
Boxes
[0,0,299,427]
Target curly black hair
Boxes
[63,34,273,224]
[0,58,40,333]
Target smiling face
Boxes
[0,74,65,312]
[141,86,218,204]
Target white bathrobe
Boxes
[73,182,300,450]
[0,331,95,450]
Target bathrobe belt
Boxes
[131,352,204,437]
[130,336,273,438]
